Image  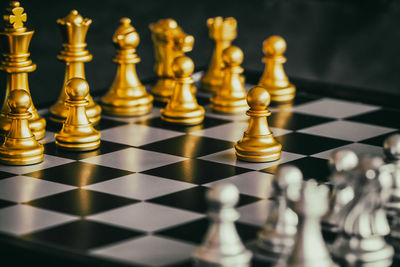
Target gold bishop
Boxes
[49,10,101,124]
[161,56,204,125]
[0,1,46,140]
[55,78,101,151]
[210,46,248,114]
[258,36,296,103]
[101,18,153,116]
[235,86,281,162]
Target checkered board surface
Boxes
[0,72,399,267]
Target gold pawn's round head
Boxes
[247,86,271,111]
[65,78,89,101]
[172,56,194,78]
[8,89,31,113]
[222,46,243,66]
[263,35,286,56]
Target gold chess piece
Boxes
[55,78,101,151]
[0,1,46,140]
[258,36,296,103]
[161,56,205,125]
[235,86,281,162]
[0,89,44,165]
[101,18,153,116]
[149,19,194,102]
[210,46,248,114]
[201,17,237,92]
[49,10,101,124]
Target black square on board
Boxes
[268,111,334,131]
[94,118,128,131]
[0,199,16,209]
[359,130,400,147]
[22,220,144,251]
[156,217,259,245]
[0,171,17,180]
[276,132,350,155]
[135,116,231,133]
[262,157,330,183]
[148,186,260,213]
[24,189,138,216]
[142,159,252,185]
[44,140,132,160]
[139,135,234,158]
[24,161,134,187]
[346,108,400,129]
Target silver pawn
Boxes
[284,180,337,267]
[383,134,400,215]
[382,134,400,258]
[331,156,394,267]
[192,183,252,267]
[256,165,303,262]
[322,149,358,233]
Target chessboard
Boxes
[0,71,399,267]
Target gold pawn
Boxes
[235,86,281,162]
[210,46,248,114]
[49,10,102,125]
[258,36,296,103]
[0,1,46,140]
[161,56,205,125]
[0,89,44,165]
[149,19,194,103]
[101,18,153,116]
[201,17,237,92]
[55,78,101,151]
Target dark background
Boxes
[1,0,400,108]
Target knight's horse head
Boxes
[149,19,194,77]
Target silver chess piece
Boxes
[383,134,400,216]
[284,180,337,267]
[322,149,358,233]
[331,156,394,267]
[256,165,303,262]
[382,134,400,258]
[192,183,252,267]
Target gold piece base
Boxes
[49,102,102,125]
[200,80,220,92]
[235,134,282,163]
[101,103,152,117]
[151,80,197,103]
[161,108,205,126]
[210,97,248,114]
[201,73,244,92]
[235,151,281,163]
[0,145,44,165]
[101,94,153,117]
[55,139,101,151]
[266,84,296,103]
[150,78,175,103]
[55,127,101,152]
